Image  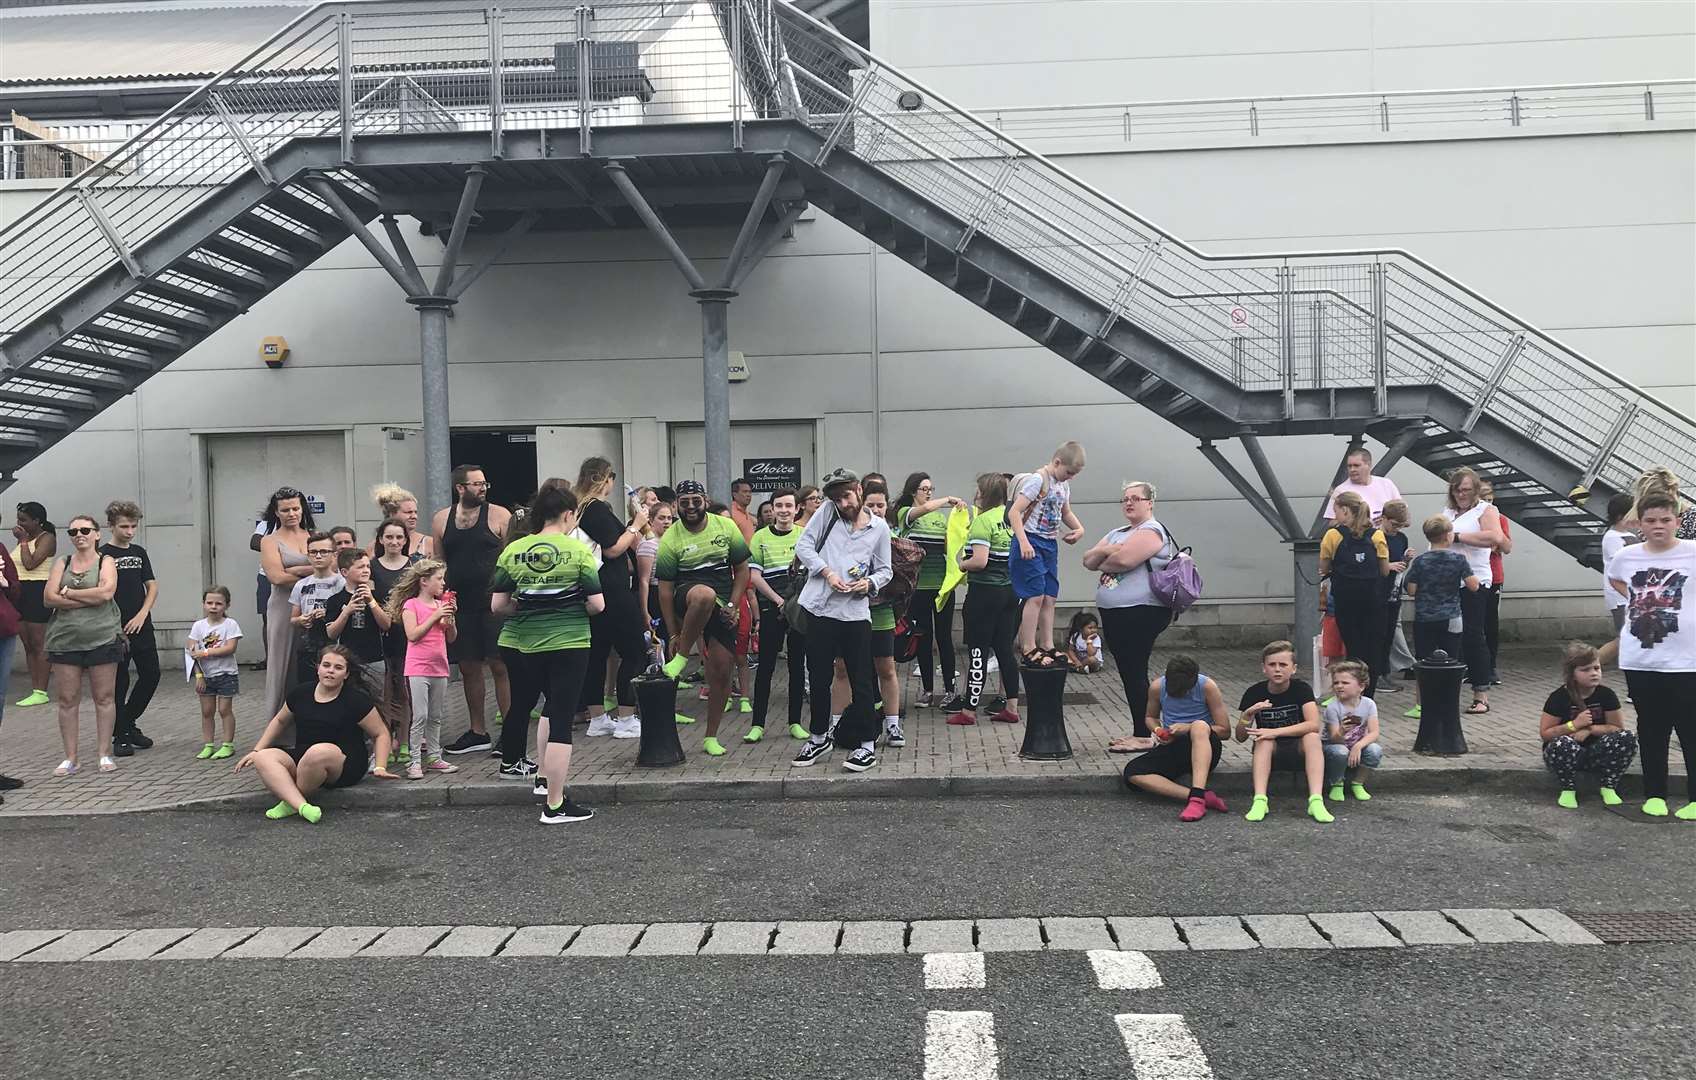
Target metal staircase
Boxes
[0,0,1690,572]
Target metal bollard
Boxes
[1018,662,1073,760]
[632,673,686,768]
[1413,649,1469,755]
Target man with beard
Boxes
[657,480,752,756]
[790,468,891,774]
[432,465,513,755]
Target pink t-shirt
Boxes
[402,597,450,677]
[1325,476,1403,522]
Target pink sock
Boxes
[1203,790,1229,813]
[1179,796,1208,822]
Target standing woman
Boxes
[0,534,23,796]
[44,515,122,775]
[1083,482,1177,737]
[11,501,55,708]
[371,483,432,559]
[370,518,416,755]
[892,473,966,708]
[637,501,674,656]
[1479,479,1512,684]
[259,487,317,720]
[795,485,823,528]
[573,457,648,740]
[1442,467,1504,715]
[950,473,1022,726]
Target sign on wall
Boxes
[743,457,802,493]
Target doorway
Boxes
[450,429,538,512]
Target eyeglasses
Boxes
[65,526,97,536]
[460,481,490,489]
[1122,496,1150,504]
[307,547,334,556]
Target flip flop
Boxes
[53,760,77,777]
[1465,700,1491,715]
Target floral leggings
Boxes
[1541,730,1637,789]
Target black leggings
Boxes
[1624,669,1696,801]
[1100,605,1172,737]
[1484,583,1503,679]
[1330,575,1385,696]
[753,602,805,729]
[804,615,875,746]
[962,583,1020,710]
[1457,585,1492,691]
[115,631,160,736]
[907,588,957,694]
[499,646,591,764]
[1542,730,1637,789]
[579,588,647,712]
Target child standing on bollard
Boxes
[1009,441,1087,666]
[1322,659,1383,802]
[187,586,243,760]
[1538,642,1636,810]
[1400,516,1480,720]
[1236,640,1332,823]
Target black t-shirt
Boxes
[1238,678,1317,729]
[578,500,633,594]
[323,589,387,664]
[1383,531,1410,601]
[1540,685,1621,726]
[370,557,412,655]
[98,542,154,626]
[287,682,374,770]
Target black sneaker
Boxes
[126,728,154,750]
[443,730,492,755]
[791,738,832,767]
[498,759,537,780]
[1376,681,1401,694]
[940,693,967,712]
[532,776,548,797]
[842,747,878,773]
[0,774,23,791]
[985,696,1008,714]
[884,722,906,748]
[539,798,595,824]
[111,740,135,758]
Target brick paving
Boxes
[0,644,1680,817]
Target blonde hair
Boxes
[1052,441,1086,470]
[1632,467,1683,518]
[1445,466,1481,511]
[1380,499,1409,527]
[1421,514,1453,542]
[1327,658,1370,691]
[1123,480,1157,501]
[370,482,416,517]
[573,457,615,504]
[1332,491,1370,536]
[383,558,446,626]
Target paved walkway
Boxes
[0,645,1680,816]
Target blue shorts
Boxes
[1010,533,1060,600]
[197,672,239,698]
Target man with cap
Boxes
[791,467,892,773]
[657,479,752,756]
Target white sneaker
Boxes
[611,716,643,739]
[986,655,999,673]
[585,714,618,737]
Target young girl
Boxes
[1065,611,1104,673]
[370,518,414,760]
[187,586,244,760]
[1538,641,1637,809]
[1322,660,1383,802]
[385,559,458,781]
[1318,491,1391,697]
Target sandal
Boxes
[1021,649,1060,669]
[1466,700,1490,715]
[98,756,119,773]
[53,760,78,778]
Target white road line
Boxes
[1087,949,1162,990]
[1115,1014,1215,1080]
[925,1010,999,1080]
[924,951,987,990]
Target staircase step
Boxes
[201,234,300,277]
[0,383,99,413]
[110,301,214,336]
[264,189,344,234]
[0,430,43,450]
[139,277,245,315]
[229,211,327,255]
[75,321,181,354]
[49,339,159,373]
[0,408,71,432]
[172,256,270,295]
[21,365,130,395]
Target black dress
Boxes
[286,682,375,787]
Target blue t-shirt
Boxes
[1404,548,1472,623]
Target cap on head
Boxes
[820,467,859,493]
[675,479,707,498]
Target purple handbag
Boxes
[1147,525,1203,617]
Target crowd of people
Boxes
[0,444,1690,826]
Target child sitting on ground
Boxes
[1065,610,1104,673]
[1114,654,1230,821]
[187,585,242,760]
[1538,641,1637,809]
[1235,640,1332,823]
[1322,659,1383,802]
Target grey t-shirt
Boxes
[1093,519,1172,609]
[1404,549,1470,623]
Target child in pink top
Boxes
[384,559,458,779]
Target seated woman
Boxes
[1539,641,1637,810]
[1115,654,1230,821]
[235,644,396,822]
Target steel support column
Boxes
[413,297,455,521]
[1292,539,1323,666]
[695,288,737,504]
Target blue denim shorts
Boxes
[197,672,239,698]
[1010,533,1060,600]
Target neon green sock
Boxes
[1327,784,1344,803]
[1403,704,1421,719]
[210,743,234,761]
[1599,787,1623,806]
[739,698,753,713]
[789,723,809,740]
[743,725,765,744]
[1676,802,1696,821]
[196,742,216,760]
[264,801,297,820]
[298,803,323,824]
[532,706,544,720]
[1557,789,1578,810]
[1307,795,1335,823]
[702,737,727,757]
[663,653,688,679]
[1244,795,1269,822]
[1643,797,1669,817]
[603,696,617,712]
[396,744,411,763]
[1350,782,1371,801]
[674,712,696,726]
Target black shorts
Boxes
[446,590,502,663]
[18,580,49,624]
[1411,621,1459,661]
[701,603,739,654]
[870,627,894,659]
[1269,738,1313,772]
[48,641,124,668]
[288,743,369,788]
[1122,729,1222,783]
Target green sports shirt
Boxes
[870,600,896,632]
[490,532,602,653]
[966,506,1012,588]
[749,524,800,605]
[655,514,750,605]
[898,505,951,590]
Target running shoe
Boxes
[585,715,618,737]
[443,730,492,755]
[540,798,595,824]
[498,759,537,780]
[611,716,643,739]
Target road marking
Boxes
[1175,916,1256,950]
[924,951,987,990]
[975,917,1043,952]
[1088,949,1162,990]
[1043,916,1114,951]
[1115,1013,1215,1079]
[357,925,450,957]
[839,919,907,954]
[0,930,68,962]
[500,925,580,958]
[14,929,130,963]
[83,927,194,962]
[222,926,323,959]
[1376,909,1472,946]
[1513,908,1602,946]
[426,925,515,957]
[925,1010,999,1080]
[564,922,644,956]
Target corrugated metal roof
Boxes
[0,4,308,83]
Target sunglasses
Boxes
[65,526,98,537]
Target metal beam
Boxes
[447,209,540,301]
[305,175,423,294]
[719,156,788,288]
[1196,440,1293,539]
[603,163,708,291]
[432,165,487,296]
[1372,423,1425,476]
[1240,432,1304,539]
[209,91,277,187]
[543,162,617,225]
[411,297,456,519]
[74,189,142,279]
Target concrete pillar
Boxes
[693,287,737,503]
[411,297,456,520]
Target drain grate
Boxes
[1481,824,1556,844]
[1062,692,1099,705]
[1566,911,1696,943]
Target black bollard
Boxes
[1018,661,1073,760]
[632,673,686,768]
[1413,649,1469,755]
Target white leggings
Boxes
[408,675,448,759]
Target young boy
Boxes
[101,500,160,755]
[1322,659,1383,802]
[1400,516,1480,719]
[1009,441,1087,662]
[1376,500,1412,694]
[1235,640,1332,823]
[323,549,392,695]
[187,585,243,760]
[328,526,358,551]
[1117,654,1231,821]
[289,532,345,687]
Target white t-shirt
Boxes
[1325,476,1403,522]
[1322,695,1377,747]
[289,573,345,616]
[1601,528,1636,610]
[1015,472,1071,540]
[1605,539,1696,672]
[187,617,243,678]
[1071,631,1101,657]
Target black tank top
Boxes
[442,502,502,592]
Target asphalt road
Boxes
[3,794,1693,1079]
